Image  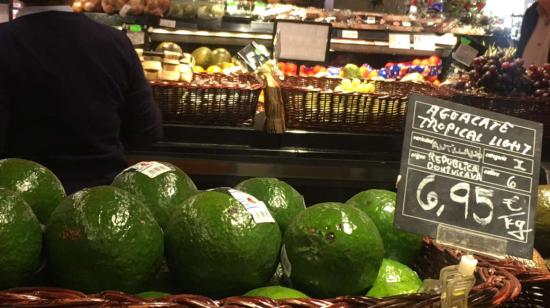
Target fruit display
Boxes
[0,158,66,224]
[0,159,451,301]
[235,177,306,233]
[45,186,164,293]
[283,202,384,298]
[528,64,550,98]
[141,44,242,82]
[277,56,442,84]
[448,48,550,98]
[346,189,423,265]
[111,161,198,229]
[334,78,376,94]
[0,188,42,289]
[73,0,168,16]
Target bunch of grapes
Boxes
[464,54,533,96]
[527,64,550,98]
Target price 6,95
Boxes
[417,174,494,227]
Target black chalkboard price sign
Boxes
[396,94,543,259]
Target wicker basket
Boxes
[281,76,452,133]
[444,87,550,135]
[0,240,521,307]
[151,73,264,127]
[421,238,550,307]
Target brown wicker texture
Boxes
[0,241,521,307]
[280,76,452,133]
[444,87,550,135]
[421,238,550,308]
[151,73,264,127]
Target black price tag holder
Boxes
[396,94,543,259]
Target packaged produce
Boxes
[168,0,197,19]
[144,0,171,17]
[125,0,146,15]
[101,0,127,14]
[196,0,225,20]
[81,0,102,12]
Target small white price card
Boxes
[341,30,358,39]
[389,33,411,49]
[159,18,177,28]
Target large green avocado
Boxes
[45,186,164,293]
[165,190,281,298]
[235,178,305,233]
[0,188,43,289]
[283,202,384,298]
[0,158,66,224]
[112,162,198,229]
[347,189,423,265]
[535,185,550,257]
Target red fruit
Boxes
[278,62,286,73]
[427,75,438,82]
[429,55,441,65]
[313,65,327,74]
[386,62,395,68]
[399,67,409,76]
[515,58,525,66]
[501,62,511,70]
[285,63,298,76]
[544,63,550,71]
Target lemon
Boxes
[207,65,222,74]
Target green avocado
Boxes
[0,158,66,224]
[112,162,197,229]
[165,191,281,298]
[244,286,309,300]
[45,186,164,293]
[0,188,43,289]
[235,178,305,233]
[366,258,422,298]
[536,185,550,257]
[347,189,423,265]
[283,202,384,298]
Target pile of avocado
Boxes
[0,158,426,300]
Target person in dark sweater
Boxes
[516,0,550,66]
[0,0,163,194]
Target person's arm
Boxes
[516,3,539,58]
[119,39,163,147]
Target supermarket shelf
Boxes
[149,28,273,46]
[330,40,452,57]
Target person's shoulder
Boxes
[526,2,539,16]
[78,14,128,42]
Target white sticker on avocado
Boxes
[228,189,275,224]
[127,161,172,178]
[281,245,292,278]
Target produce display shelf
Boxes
[86,12,455,55]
